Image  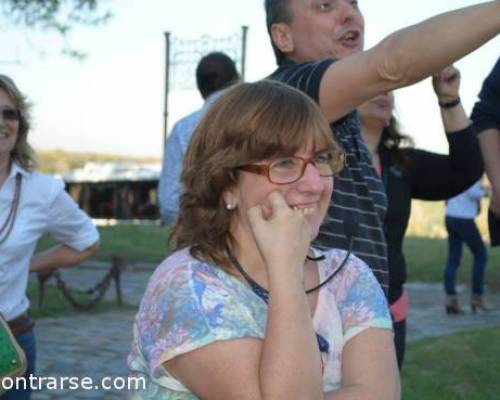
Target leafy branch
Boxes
[1,0,112,59]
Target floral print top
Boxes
[128,247,392,399]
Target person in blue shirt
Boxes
[158,52,239,225]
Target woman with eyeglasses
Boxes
[357,65,483,369]
[128,80,399,399]
[0,75,99,400]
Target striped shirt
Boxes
[270,59,389,292]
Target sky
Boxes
[0,0,499,158]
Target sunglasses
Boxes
[0,107,20,121]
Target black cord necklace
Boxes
[226,245,352,355]
[0,173,22,246]
[227,245,351,296]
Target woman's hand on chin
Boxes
[247,191,312,277]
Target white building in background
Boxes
[58,162,162,221]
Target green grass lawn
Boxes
[37,222,170,264]
[96,223,169,263]
[403,326,500,400]
[405,199,500,290]
[404,236,500,291]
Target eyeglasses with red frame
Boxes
[237,150,344,185]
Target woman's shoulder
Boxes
[141,248,243,310]
[151,248,225,282]
[146,248,205,289]
[131,249,267,390]
[318,248,390,327]
[135,248,266,349]
[319,248,369,275]
[22,169,64,196]
[12,167,65,209]
[319,248,382,292]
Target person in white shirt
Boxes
[158,52,239,225]
[0,74,99,400]
[444,179,491,314]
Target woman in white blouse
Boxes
[0,74,99,400]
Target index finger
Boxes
[266,191,291,216]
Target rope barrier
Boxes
[36,256,124,311]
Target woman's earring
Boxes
[226,203,234,211]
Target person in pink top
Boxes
[358,65,483,368]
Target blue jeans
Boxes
[0,329,36,400]
[444,216,488,295]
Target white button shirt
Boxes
[0,162,99,321]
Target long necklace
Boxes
[226,249,331,354]
[0,173,22,245]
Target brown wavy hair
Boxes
[0,74,37,170]
[379,115,415,167]
[171,80,344,272]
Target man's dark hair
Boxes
[264,0,293,65]
[196,52,239,99]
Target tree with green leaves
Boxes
[1,0,112,59]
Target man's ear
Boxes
[271,22,294,54]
